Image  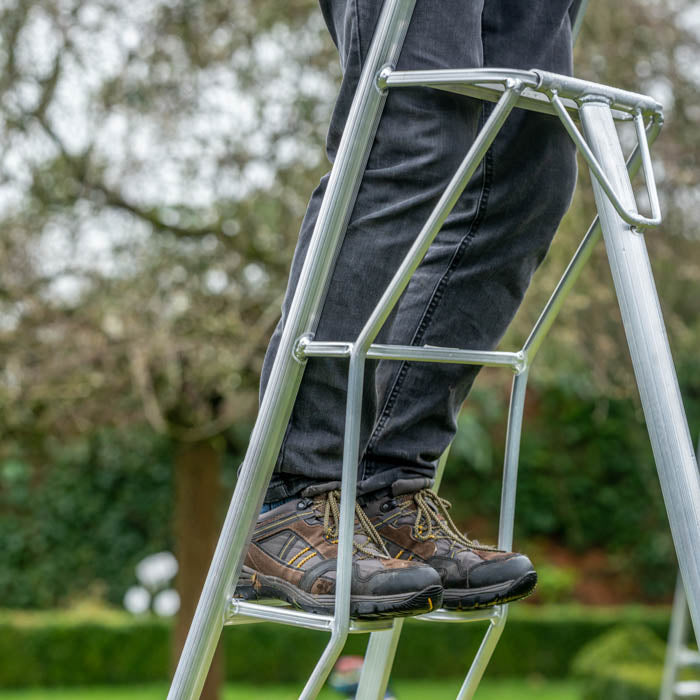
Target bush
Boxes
[0,429,175,609]
[442,373,700,597]
[0,605,671,687]
[572,624,666,700]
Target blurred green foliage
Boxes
[0,430,174,609]
[572,624,666,700]
[1,354,697,609]
[444,358,700,598]
[0,605,671,687]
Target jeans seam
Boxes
[364,142,494,459]
[353,0,363,68]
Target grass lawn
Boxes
[0,679,582,699]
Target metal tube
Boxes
[382,67,540,90]
[384,69,575,122]
[660,575,688,700]
[355,619,404,700]
[523,117,662,361]
[386,67,662,118]
[634,111,661,222]
[356,84,522,354]
[355,447,452,700]
[498,370,529,551]
[570,0,590,44]
[456,611,509,700]
[367,345,523,368]
[300,351,367,698]
[167,2,417,697]
[580,100,700,643]
[416,606,502,624]
[536,70,662,115]
[225,600,393,633]
[551,93,661,227]
[350,90,525,696]
[301,339,524,369]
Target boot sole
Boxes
[441,571,538,610]
[234,566,443,619]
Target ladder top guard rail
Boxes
[379,66,663,118]
[380,66,662,229]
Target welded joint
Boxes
[513,350,529,375]
[293,333,314,364]
[486,605,508,626]
[376,65,394,94]
[503,77,525,94]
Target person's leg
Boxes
[262,0,486,502]
[363,0,577,610]
[359,0,577,491]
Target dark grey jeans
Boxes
[263,0,578,503]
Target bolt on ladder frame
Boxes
[168,1,700,698]
[660,438,700,700]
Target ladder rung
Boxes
[414,605,504,624]
[225,599,504,632]
[674,680,700,697]
[225,599,394,633]
[300,339,525,370]
[678,648,700,668]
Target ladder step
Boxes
[674,680,700,697]
[225,598,504,632]
[225,598,394,633]
[414,605,505,624]
[678,649,700,668]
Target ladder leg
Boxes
[167,2,417,697]
[456,368,529,699]
[660,575,689,700]
[355,448,452,700]
[356,620,405,700]
[456,610,508,700]
[579,100,700,642]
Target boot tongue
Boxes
[313,493,389,558]
[353,528,388,558]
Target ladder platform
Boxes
[381,67,663,121]
[225,598,504,633]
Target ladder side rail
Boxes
[167,1,418,697]
[661,576,691,700]
[570,0,591,44]
[456,366,530,699]
[498,369,530,552]
[661,437,700,700]
[579,100,700,644]
[299,84,520,698]
[355,448,452,700]
[353,83,522,356]
[456,609,509,700]
[299,352,367,698]
[551,94,661,227]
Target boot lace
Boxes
[319,490,390,559]
[411,489,501,552]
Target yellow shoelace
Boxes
[412,489,500,552]
[320,490,390,559]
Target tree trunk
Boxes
[173,441,223,700]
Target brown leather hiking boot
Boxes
[365,488,537,610]
[234,490,443,619]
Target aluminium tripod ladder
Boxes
[169,1,700,698]
[660,438,700,700]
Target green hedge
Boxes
[0,605,671,687]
